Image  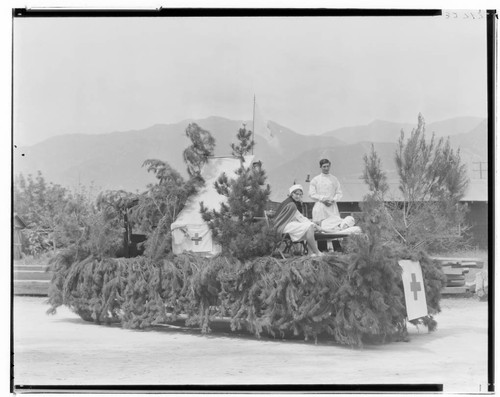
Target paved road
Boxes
[12,296,489,393]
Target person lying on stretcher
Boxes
[318,214,362,235]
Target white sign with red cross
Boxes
[187,225,212,253]
[399,260,428,321]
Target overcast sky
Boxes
[13,12,487,146]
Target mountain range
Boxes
[321,117,485,143]
[14,116,488,202]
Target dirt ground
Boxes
[12,295,490,393]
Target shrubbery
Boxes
[14,172,98,255]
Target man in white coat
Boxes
[309,158,343,224]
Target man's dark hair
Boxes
[319,159,331,167]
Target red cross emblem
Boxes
[191,233,202,246]
[410,273,422,300]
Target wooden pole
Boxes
[252,95,255,155]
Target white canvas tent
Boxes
[171,155,254,256]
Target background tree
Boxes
[362,143,389,199]
[183,123,216,178]
[14,172,96,255]
[362,113,470,253]
[395,113,468,204]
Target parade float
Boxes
[46,116,468,347]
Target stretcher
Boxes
[314,226,362,252]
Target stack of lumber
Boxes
[14,262,51,296]
[430,257,485,294]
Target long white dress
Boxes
[309,173,343,223]
[283,210,314,242]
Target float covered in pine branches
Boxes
[45,119,457,347]
[47,230,446,347]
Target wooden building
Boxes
[13,213,27,260]
[269,178,488,248]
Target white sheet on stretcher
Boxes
[319,226,362,235]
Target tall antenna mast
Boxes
[252,94,255,155]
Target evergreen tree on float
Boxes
[201,124,277,260]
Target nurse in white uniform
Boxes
[309,158,343,224]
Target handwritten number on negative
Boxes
[445,10,484,19]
